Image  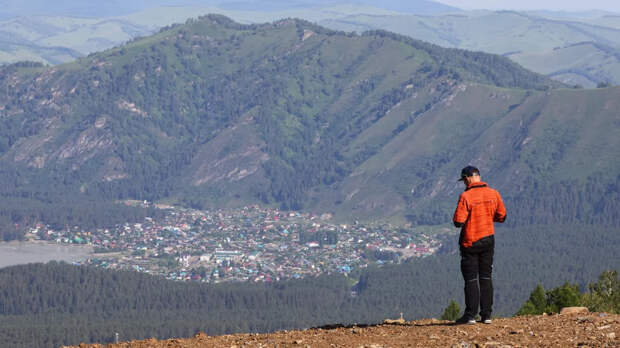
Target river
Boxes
[0,241,93,269]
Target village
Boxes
[27,203,443,283]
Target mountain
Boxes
[0,0,220,18]
[0,16,153,65]
[510,41,620,87]
[0,1,457,66]
[4,6,620,88]
[0,15,587,233]
[217,0,459,14]
[0,0,457,19]
[0,15,618,231]
[320,10,620,86]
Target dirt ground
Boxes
[68,312,619,348]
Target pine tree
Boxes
[516,284,546,315]
[530,285,547,313]
[582,270,620,314]
[545,282,582,313]
[440,299,461,321]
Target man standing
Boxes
[453,166,506,324]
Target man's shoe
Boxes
[480,316,492,324]
[455,316,476,325]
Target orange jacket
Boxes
[453,181,506,248]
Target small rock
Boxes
[293,339,303,344]
[607,332,616,339]
[485,343,514,348]
[509,329,524,335]
[483,342,503,348]
[429,335,439,340]
[451,342,471,348]
[597,325,611,330]
[577,316,591,323]
[560,307,589,315]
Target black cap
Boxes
[458,166,480,181]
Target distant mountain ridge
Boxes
[0,1,458,66]
[321,10,620,86]
[217,0,459,14]
[4,4,620,87]
[0,0,458,19]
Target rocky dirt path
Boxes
[68,312,619,348]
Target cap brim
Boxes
[457,178,464,181]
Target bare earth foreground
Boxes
[68,313,618,348]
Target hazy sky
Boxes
[435,0,620,12]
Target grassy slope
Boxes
[315,83,620,223]
[511,42,620,87]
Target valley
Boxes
[0,7,618,348]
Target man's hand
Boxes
[493,213,506,223]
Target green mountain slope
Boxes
[0,15,577,233]
[320,83,620,225]
[510,41,620,87]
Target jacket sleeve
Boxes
[493,191,506,223]
[453,195,469,227]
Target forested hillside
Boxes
[0,15,583,240]
[0,224,617,347]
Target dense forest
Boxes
[0,224,617,347]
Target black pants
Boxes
[460,235,494,319]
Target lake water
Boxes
[0,241,93,269]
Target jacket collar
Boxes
[465,181,488,191]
